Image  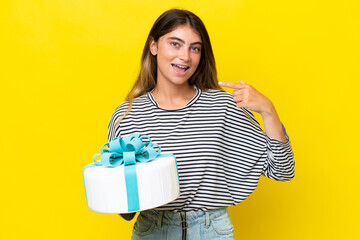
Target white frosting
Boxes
[84,155,179,213]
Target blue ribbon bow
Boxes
[92,133,161,212]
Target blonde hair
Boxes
[115,9,220,127]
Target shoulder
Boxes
[200,89,262,129]
[197,88,243,115]
[107,93,151,140]
[202,89,233,100]
[200,89,235,103]
[201,88,233,98]
[110,94,150,121]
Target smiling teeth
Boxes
[174,64,188,69]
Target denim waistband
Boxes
[140,207,228,226]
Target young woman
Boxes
[108,9,295,240]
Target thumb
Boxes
[239,79,245,84]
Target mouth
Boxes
[171,64,190,74]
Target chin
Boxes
[171,79,190,86]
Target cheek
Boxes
[159,45,177,60]
[196,55,201,64]
[193,54,201,67]
[157,50,174,69]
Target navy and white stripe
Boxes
[108,87,295,212]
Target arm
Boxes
[219,80,295,180]
[259,101,288,143]
[119,212,136,221]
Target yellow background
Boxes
[1,0,359,239]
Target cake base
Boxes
[83,155,179,213]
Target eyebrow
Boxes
[168,37,202,46]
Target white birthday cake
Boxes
[83,150,179,213]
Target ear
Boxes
[149,39,158,56]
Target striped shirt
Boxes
[108,87,295,212]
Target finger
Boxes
[239,79,245,84]
[233,94,244,103]
[218,81,245,89]
[218,81,240,89]
[232,89,243,95]
[233,89,249,99]
[234,93,250,104]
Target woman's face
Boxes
[150,24,202,87]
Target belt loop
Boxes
[205,211,210,228]
[157,211,163,227]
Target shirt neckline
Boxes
[147,85,201,111]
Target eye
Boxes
[191,46,201,52]
[171,42,180,47]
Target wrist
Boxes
[260,99,276,118]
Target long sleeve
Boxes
[240,107,295,181]
[262,125,295,181]
[107,102,128,142]
[107,111,119,142]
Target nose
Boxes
[179,48,190,62]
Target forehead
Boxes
[161,25,201,43]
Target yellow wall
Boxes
[1,0,359,239]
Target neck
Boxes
[151,80,197,109]
[153,81,195,101]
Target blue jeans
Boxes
[131,207,234,240]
